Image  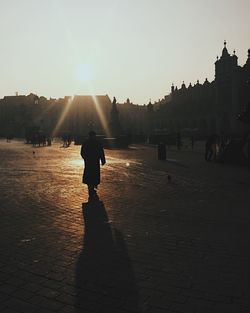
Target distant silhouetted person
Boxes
[191,136,194,150]
[6,134,12,142]
[176,132,182,150]
[205,134,218,161]
[247,139,250,169]
[47,137,52,146]
[81,131,106,199]
[158,142,166,160]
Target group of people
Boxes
[62,133,72,148]
[205,133,229,161]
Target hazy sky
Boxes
[0,0,249,104]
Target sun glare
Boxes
[52,96,74,137]
[91,95,112,138]
[77,63,93,82]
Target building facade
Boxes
[0,94,148,139]
[1,42,249,140]
[0,94,113,138]
[153,42,250,137]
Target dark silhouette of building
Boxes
[0,94,113,138]
[153,42,250,137]
[114,98,148,137]
[1,42,249,140]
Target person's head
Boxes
[88,131,96,139]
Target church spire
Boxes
[221,40,230,58]
[181,81,186,89]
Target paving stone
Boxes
[4,298,37,313]
[1,141,250,312]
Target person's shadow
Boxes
[75,196,139,313]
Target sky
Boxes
[0,0,249,104]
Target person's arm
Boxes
[100,146,106,165]
[80,145,85,159]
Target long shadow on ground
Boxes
[75,196,139,313]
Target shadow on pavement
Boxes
[75,196,139,313]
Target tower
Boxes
[214,41,239,133]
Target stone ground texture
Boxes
[0,139,250,313]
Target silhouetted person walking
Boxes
[247,139,250,169]
[191,136,194,150]
[205,134,218,161]
[81,131,106,198]
[176,132,182,150]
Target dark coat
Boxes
[81,138,106,186]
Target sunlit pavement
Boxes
[0,139,250,313]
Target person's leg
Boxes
[208,148,213,161]
[205,146,209,161]
[88,184,95,196]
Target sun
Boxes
[76,63,93,82]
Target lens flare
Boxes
[91,95,111,138]
[52,96,74,137]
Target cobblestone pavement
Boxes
[0,139,250,313]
